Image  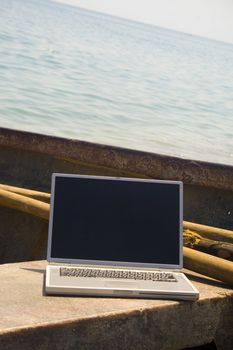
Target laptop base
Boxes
[45,265,199,301]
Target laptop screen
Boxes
[48,175,182,267]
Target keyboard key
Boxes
[60,267,177,282]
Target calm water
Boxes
[0,0,233,165]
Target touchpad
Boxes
[104,281,139,289]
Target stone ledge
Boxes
[0,260,232,350]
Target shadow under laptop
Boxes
[21,267,45,274]
[184,272,229,288]
[21,267,47,296]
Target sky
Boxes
[53,0,233,44]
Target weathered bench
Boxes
[0,260,232,350]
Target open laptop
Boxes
[45,173,199,301]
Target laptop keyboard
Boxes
[60,267,177,282]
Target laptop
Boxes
[45,173,199,301]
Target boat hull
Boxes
[0,127,232,263]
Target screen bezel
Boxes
[47,173,183,269]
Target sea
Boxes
[0,0,233,165]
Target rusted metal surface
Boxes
[1,127,233,191]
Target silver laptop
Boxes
[45,173,199,301]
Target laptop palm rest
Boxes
[104,281,140,288]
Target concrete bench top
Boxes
[0,260,232,350]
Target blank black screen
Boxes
[50,176,181,265]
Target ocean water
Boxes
[0,0,233,165]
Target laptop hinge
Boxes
[48,262,181,272]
